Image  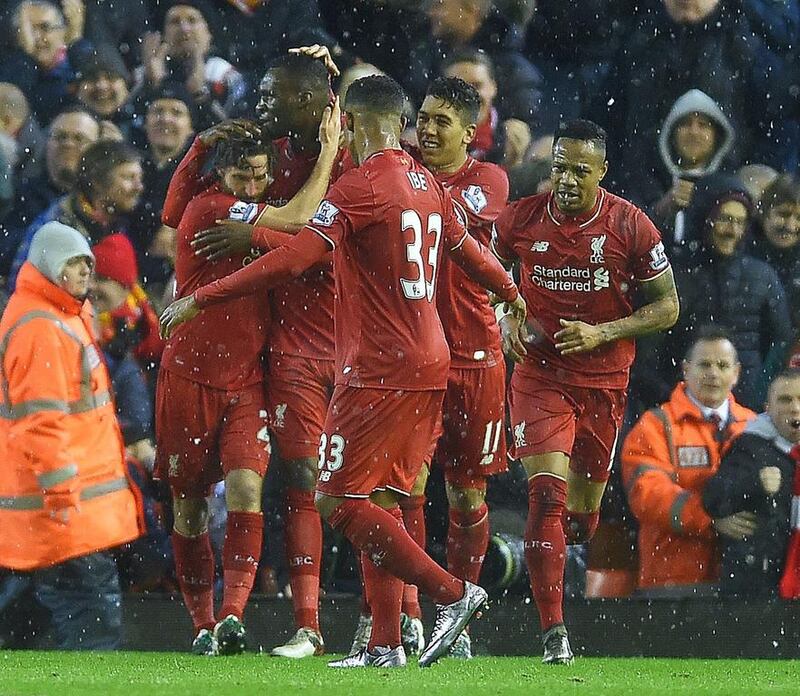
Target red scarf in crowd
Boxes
[98,283,164,364]
[778,444,800,599]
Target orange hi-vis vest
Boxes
[0,263,142,571]
[621,383,755,590]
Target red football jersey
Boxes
[161,185,271,390]
[263,137,354,360]
[306,149,470,391]
[435,157,508,369]
[492,188,671,389]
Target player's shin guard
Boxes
[362,507,404,649]
[524,474,567,632]
[329,498,464,605]
[562,509,600,545]
[399,494,426,619]
[285,488,322,631]
[447,503,490,584]
[219,511,263,620]
[172,530,216,632]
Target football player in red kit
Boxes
[160,75,526,669]
[155,107,341,656]
[492,119,680,663]
[162,52,352,659]
[394,77,510,660]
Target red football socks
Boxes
[562,509,600,545]
[363,507,404,649]
[172,530,216,632]
[285,488,322,631]
[399,494,426,619]
[524,474,567,632]
[219,511,263,621]
[329,498,464,605]
[447,503,490,584]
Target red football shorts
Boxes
[154,369,270,497]
[433,362,508,489]
[266,354,336,460]
[507,369,626,483]
[316,386,445,498]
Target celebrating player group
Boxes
[157,45,679,668]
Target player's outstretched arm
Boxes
[555,267,680,355]
[256,98,342,232]
[159,227,331,338]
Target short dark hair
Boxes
[442,48,495,81]
[772,367,800,384]
[345,75,406,117]
[425,76,481,126]
[265,53,330,95]
[75,140,140,199]
[213,125,273,172]
[759,174,800,215]
[554,119,607,156]
[686,324,738,361]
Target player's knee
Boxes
[445,481,486,513]
[284,457,318,491]
[172,497,209,536]
[314,492,340,521]
[225,469,264,511]
[562,510,599,545]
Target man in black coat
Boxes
[703,369,800,597]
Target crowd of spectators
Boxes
[1,0,799,643]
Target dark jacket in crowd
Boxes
[586,1,795,194]
[752,234,800,332]
[105,351,153,447]
[703,413,796,597]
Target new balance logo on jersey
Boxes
[514,422,527,449]
[273,403,287,429]
[312,200,339,226]
[590,235,606,263]
[593,267,610,290]
[461,184,488,214]
[229,200,259,223]
[531,241,550,252]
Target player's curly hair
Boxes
[426,76,481,126]
[213,124,274,174]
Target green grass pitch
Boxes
[1,652,798,695]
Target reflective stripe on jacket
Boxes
[0,262,142,570]
[621,383,755,590]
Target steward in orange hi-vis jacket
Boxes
[622,330,755,595]
[0,227,142,569]
[0,222,142,650]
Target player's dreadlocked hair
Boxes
[345,75,406,117]
[554,119,608,157]
[426,76,481,126]
[213,123,274,173]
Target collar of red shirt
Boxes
[546,188,606,228]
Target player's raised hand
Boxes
[198,119,262,147]
[191,220,254,261]
[319,96,342,149]
[289,44,340,77]
[499,314,528,364]
[159,295,200,339]
[554,319,608,355]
